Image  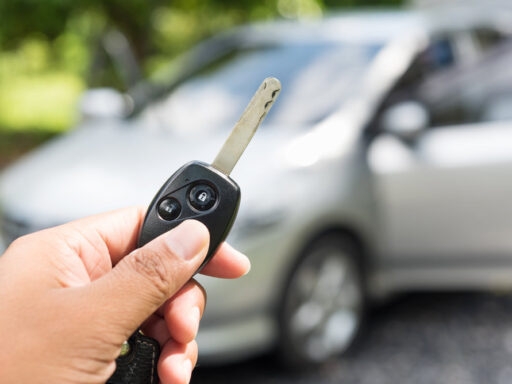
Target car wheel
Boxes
[278,233,365,367]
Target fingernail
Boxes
[189,306,201,336]
[183,359,193,383]
[164,220,209,261]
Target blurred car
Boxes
[3,5,512,366]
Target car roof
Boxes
[232,6,512,46]
[237,10,426,45]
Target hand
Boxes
[0,207,250,384]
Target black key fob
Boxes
[138,161,241,270]
[108,163,241,384]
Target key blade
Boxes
[212,77,281,175]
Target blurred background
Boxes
[4,0,512,383]
[0,0,397,167]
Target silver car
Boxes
[2,6,512,367]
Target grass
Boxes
[0,71,82,170]
[0,72,83,133]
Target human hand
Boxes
[0,207,250,384]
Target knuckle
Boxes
[126,248,171,296]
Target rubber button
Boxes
[158,198,181,221]
[189,184,216,211]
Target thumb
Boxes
[83,220,209,338]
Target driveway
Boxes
[193,292,512,384]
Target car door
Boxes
[369,28,512,265]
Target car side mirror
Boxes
[381,101,429,142]
[78,88,133,122]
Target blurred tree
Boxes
[0,0,161,88]
[0,0,404,82]
[0,1,155,55]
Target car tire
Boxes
[277,232,365,368]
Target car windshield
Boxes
[143,42,382,132]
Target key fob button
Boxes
[189,184,217,211]
[157,198,181,221]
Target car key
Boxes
[139,76,281,264]
[107,77,281,384]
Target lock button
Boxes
[188,184,217,211]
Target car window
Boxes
[424,30,512,126]
[375,29,512,131]
[143,42,382,133]
[389,36,457,92]
[452,27,512,123]
[372,35,461,130]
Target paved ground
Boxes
[193,292,512,384]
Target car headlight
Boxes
[229,203,289,245]
[228,172,304,244]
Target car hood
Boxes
[0,120,304,228]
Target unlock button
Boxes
[188,184,217,211]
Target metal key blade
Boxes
[212,77,281,175]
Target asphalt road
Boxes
[193,292,512,384]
